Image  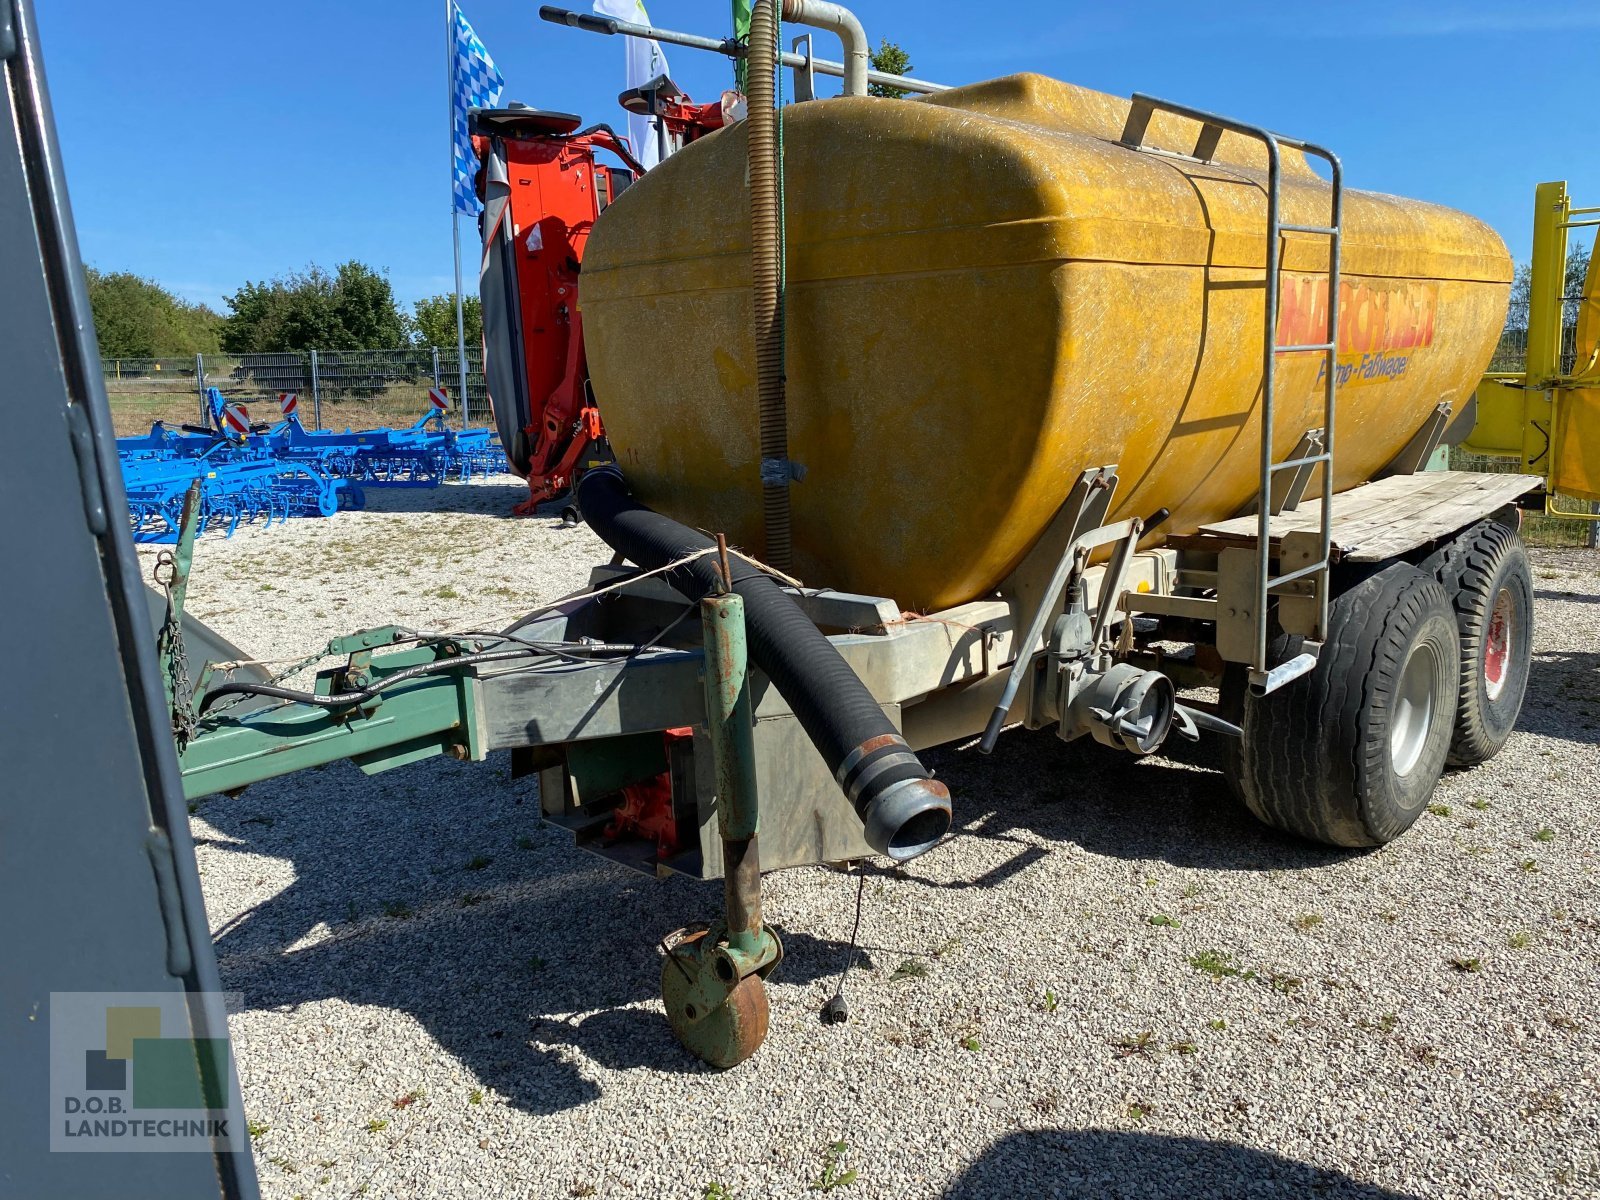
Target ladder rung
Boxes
[1267,560,1329,589]
[1279,223,1339,235]
[1269,452,1332,473]
[1275,342,1335,354]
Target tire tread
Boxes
[1236,565,1457,846]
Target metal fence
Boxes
[1486,324,1587,375]
[102,348,489,430]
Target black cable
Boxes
[199,612,702,718]
[197,647,538,715]
[446,629,652,662]
[821,869,867,1025]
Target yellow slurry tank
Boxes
[580,74,1512,612]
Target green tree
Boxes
[1506,244,1591,332]
[868,39,912,99]
[411,293,482,349]
[84,268,222,357]
[220,261,410,353]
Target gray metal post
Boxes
[452,218,471,430]
[309,349,321,430]
[195,352,205,422]
[431,345,441,391]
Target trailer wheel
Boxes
[661,931,769,1068]
[1424,520,1533,766]
[1231,563,1459,847]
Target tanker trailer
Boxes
[569,12,1541,853]
[167,4,1545,1069]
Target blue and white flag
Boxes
[451,2,505,216]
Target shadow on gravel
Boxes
[908,726,1364,877]
[941,1129,1419,1199]
[1534,587,1600,605]
[1517,649,1600,746]
[351,480,559,518]
[201,757,855,1115]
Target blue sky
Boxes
[38,0,1600,314]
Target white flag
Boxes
[592,0,671,170]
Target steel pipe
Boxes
[536,5,949,94]
[781,0,868,96]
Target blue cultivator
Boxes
[272,411,510,484]
[117,389,508,543]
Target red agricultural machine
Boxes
[471,86,732,515]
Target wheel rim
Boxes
[1483,587,1514,702]
[1391,640,1439,778]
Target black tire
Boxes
[1423,520,1534,767]
[1232,563,1459,847]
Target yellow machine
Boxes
[569,44,1543,866]
[1463,180,1600,514]
[584,73,1512,610]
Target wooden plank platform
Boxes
[1167,471,1541,562]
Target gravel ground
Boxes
[146,481,1600,1200]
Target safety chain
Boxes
[204,647,328,719]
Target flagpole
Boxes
[452,223,470,430]
[447,0,470,429]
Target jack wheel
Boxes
[661,930,769,1069]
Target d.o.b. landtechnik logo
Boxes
[49,992,245,1153]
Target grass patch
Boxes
[1112,1031,1157,1058]
[1190,949,1247,980]
[1291,913,1324,931]
[890,959,929,982]
[809,1141,858,1193]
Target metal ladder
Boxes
[1121,94,1344,693]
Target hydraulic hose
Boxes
[747,0,792,572]
[578,466,951,861]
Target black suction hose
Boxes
[577,466,951,861]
